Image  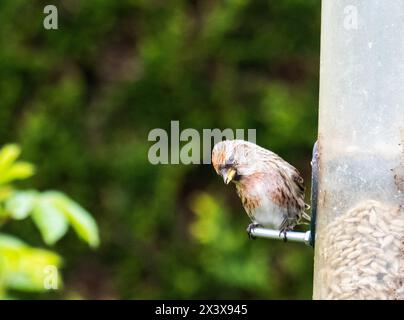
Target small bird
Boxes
[211,140,310,239]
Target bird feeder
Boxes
[313,0,404,299]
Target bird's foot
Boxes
[279,229,288,242]
[246,223,261,240]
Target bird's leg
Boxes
[246,223,261,240]
[279,217,290,242]
[279,229,288,242]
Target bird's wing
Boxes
[291,169,305,195]
[264,149,306,196]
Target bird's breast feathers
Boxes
[235,171,290,228]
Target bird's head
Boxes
[211,140,263,185]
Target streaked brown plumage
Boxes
[212,140,310,237]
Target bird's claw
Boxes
[246,223,260,240]
[279,229,288,242]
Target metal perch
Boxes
[249,227,312,246]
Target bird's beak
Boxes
[223,168,237,185]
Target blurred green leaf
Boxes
[0,144,35,185]
[0,233,62,292]
[0,185,13,202]
[47,192,100,248]
[0,141,99,297]
[5,190,38,220]
[0,233,26,248]
[0,144,21,171]
[0,162,35,184]
[31,195,69,246]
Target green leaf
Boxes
[0,233,26,248]
[46,192,100,248]
[0,233,62,292]
[5,190,38,220]
[0,185,13,202]
[0,144,35,185]
[0,144,21,173]
[0,162,35,184]
[31,195,69,245]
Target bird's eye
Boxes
[224,155,236,168]
[224,163,232,169]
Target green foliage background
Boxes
[0,0,320,299]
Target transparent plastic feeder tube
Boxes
[313,0,404,300]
